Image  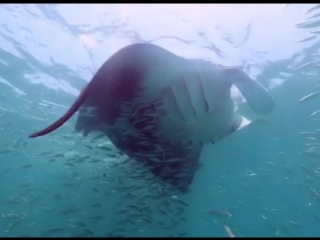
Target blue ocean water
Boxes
[1,3,320,237]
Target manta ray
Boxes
[29,43,275,193]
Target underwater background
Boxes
[1,3,320,237]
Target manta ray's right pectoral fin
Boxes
[232,113,249,131]
[232,113,268,132]
[210,113,268,144]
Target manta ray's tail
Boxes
[28,85,90,138]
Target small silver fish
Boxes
[309,109,320,118]
[0,110,7,118]
[298,91,320,103]
[42,227,65,236]
[286,220,301,228]
[224,225,235,238]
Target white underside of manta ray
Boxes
[28,43,275,193]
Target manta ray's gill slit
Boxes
[170,77,195,122]
[179,76,197,118]
[161,86,186,122]
[196,71,210,114]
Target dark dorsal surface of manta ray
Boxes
[28,43,275,193]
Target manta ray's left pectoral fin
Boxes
[226,68,275,115]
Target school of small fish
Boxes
[2,62,320,237]
[1,83,320,237]
[1,94,318,238]
[0,70,320,238]
[0,113,197,237]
